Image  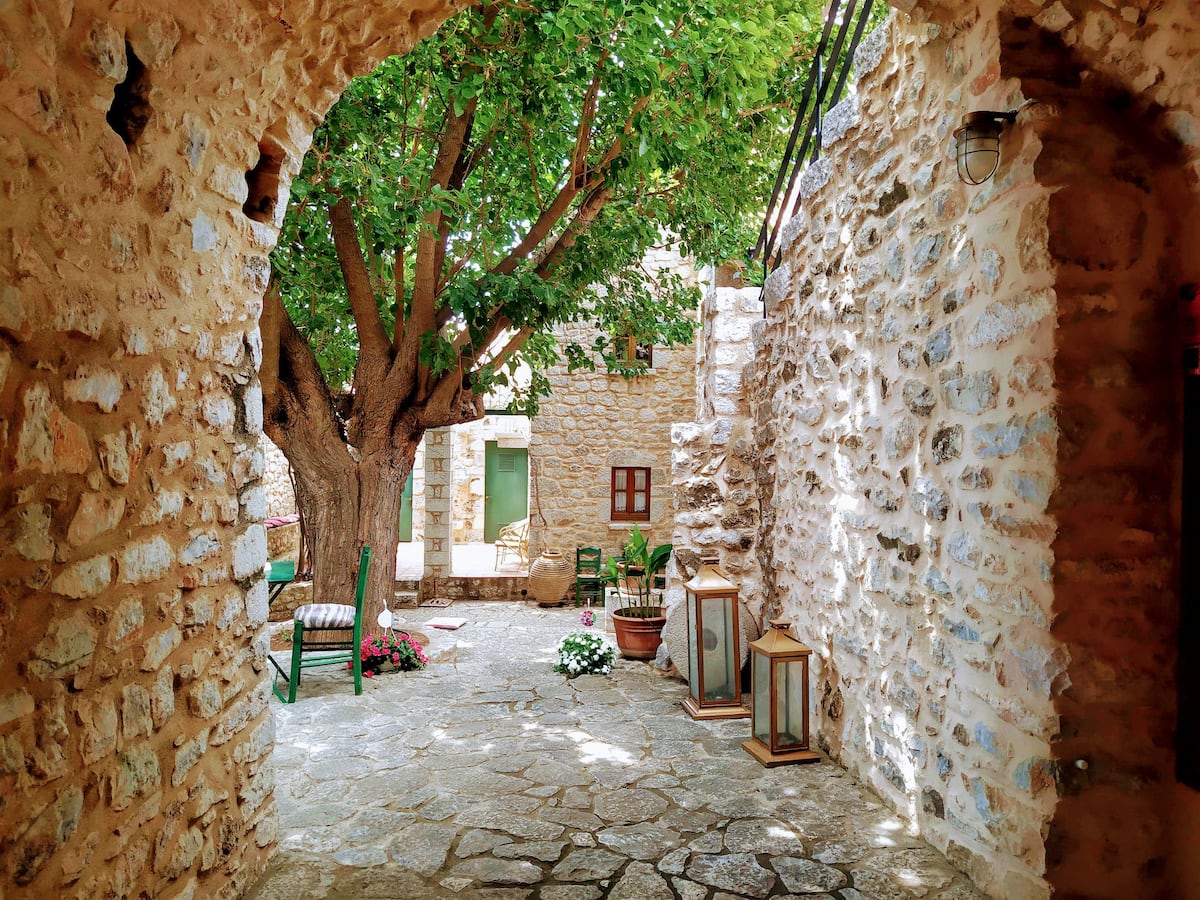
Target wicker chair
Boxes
[494,518,529,569]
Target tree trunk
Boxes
[262,290,424,630]
[353,450,416,628]
[277,432,419,629]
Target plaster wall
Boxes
[0,0,461,895]
[747,2,1200,897]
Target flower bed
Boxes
[358,631,429,677]
[553,631,615,678]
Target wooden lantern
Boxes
[742,618,819,766]
[682,564,749,720]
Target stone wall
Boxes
[260,437,296,518]
[672,282,766,611]
[0,0,460,895]
[742,2,1200,898]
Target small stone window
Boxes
[611,467,650,522]
[106,42,151,147]
[243,136,286,223]
[614,334,653,368]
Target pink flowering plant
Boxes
[357,631,429,676]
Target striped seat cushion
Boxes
[294,603,356,629]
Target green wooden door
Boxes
[398,471,414,542]
[484,443,528,542]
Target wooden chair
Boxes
[575,547,606,607]
[494,518,529,569]
[270,545,371,704]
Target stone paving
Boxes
[245,603,985,900]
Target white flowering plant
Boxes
[553,631,615,678]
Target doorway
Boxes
[483,442,528,541]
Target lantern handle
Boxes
[767,617,791,630]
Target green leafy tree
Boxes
[262,0,822,618]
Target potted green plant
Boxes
[602,525,672,659]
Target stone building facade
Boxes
[682,2,1199,898]
[3,1,1199,898]
[450,414,531,544]
[528,310,699,563]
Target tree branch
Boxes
[533,184,614,277]
[328,196,391,367]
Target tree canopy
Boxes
[261,0,840,610]
[270,0,827,417]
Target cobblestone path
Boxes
[245,603,984,900]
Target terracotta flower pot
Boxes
[612,606,666,659]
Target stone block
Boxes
[29,613,97,680]
[232,524,266,579]
[68,493,126,547]
[65,365,123,412]
[16,383,92,474]
[9,786,84,886]
[943,371,998,414]
[141,368,178,428]
[121,536,174,585]
[121,685,153,740]
[966,290,1054,349]
[902,380,936,417]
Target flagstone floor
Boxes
[245,602,984,900]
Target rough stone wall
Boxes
[529,314,698,563]
[0,0,461,896]
[672,283,766,613]
[260,437,296,518]
[745,2,1200,898]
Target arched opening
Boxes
[1001,13,1199,897]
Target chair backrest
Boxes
[352,545,372,640]
[576,547,602,574]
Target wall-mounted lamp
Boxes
[953,110,1018,185]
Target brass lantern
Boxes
[682,564,749,720]
[742,618,819,766]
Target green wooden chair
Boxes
[271,545,371,704]
[575,547,606,607]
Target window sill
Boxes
[606,367,656,376]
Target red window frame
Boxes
[611,467,651,522]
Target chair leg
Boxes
[287,620,303,704]
[352,633,363,695]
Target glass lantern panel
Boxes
[686,595,700,701]
[774,658,808,750]
[752,652,770,743]
[700,595,736,702]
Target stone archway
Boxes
[0,1,462,894]
[998,13,1200,897]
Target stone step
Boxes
[392,589,420,609]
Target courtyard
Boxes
[247,603,982,899]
